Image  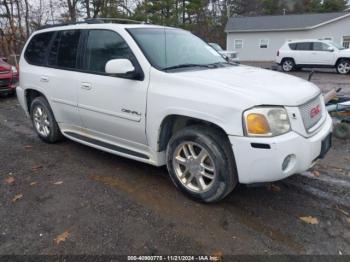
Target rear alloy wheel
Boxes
[336,59,350,75]
[30,96,63,143]
[166,125,238,203]
[281,59,295,72]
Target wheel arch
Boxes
[335,57,350,66]
[157,114,230,153]
[25,89,47,113]
[281,57,296,64]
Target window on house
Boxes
[234,39,243,49]
[343,36,350,49]
[259,39,269,48]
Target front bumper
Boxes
[0,85,16,94]
[229,114,333,184]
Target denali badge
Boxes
[310,105,321,118]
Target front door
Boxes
[310,42,336,65]
[77,29,149,151]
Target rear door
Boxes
[77,29,149,152]
[45,30,84,130]
[295,42,313,64]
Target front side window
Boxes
[128,28,226,70]
[313,42,330,51]
[296,42,312,51]
[25,32,54,65]
[83,30,135,73]
[48,30,81,69]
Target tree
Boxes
[322,0,347,12]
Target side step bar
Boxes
[64,131,149,160]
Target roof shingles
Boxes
[225,12,350,32]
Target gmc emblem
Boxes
[310,105,321,118]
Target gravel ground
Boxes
[0,69,350,256]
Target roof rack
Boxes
[38,17,146,30]
[85,18,145,24]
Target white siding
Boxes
[226,16,350,61]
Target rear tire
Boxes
[336,59,350,75]
[30,96,63,143]
[281,58,295,72]
[166,125,238,203]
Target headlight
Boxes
[11,66,17,73]
[243,107,291,137]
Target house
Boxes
[225,12,350,61]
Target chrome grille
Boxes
[299,95,323,131]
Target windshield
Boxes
[209,43,223,52]
[128,28,227,71]
[329,41,346,50]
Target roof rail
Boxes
[85,18,146,24]
[37,17,146,30]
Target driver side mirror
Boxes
[327,47,334,52]
[105,59,137,78]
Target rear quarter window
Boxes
[289,43,297,50]
[24,32,54,66]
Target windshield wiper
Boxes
[163,63,216,71]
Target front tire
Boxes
[166,125,238,203]
[336,59,350,75]
[281,58,295,72]
[334,122,350,139]
[30,96,63,143]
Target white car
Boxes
[17,22,332,202]
[276,39,350,74]
[208,42,240,63]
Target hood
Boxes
[175,65,320,107]
[0,61,11,72]
[339,48,350,54]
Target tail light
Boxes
[277,50,280,56]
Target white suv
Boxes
[17,21,332,202]
[276,39,350,74]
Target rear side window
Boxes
[83,30,136,73]
[296,42,312,51]
[25,32,54,65]
[289,43,297,50]
[48,30,81,69]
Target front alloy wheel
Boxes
[336,60,350,75]
[173,142,216,193]
[166,125,238,202]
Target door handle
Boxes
[40,76,49,82]
[81,82,92,90]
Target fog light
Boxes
[282,154,295,171]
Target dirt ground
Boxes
[0,68,350,256]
